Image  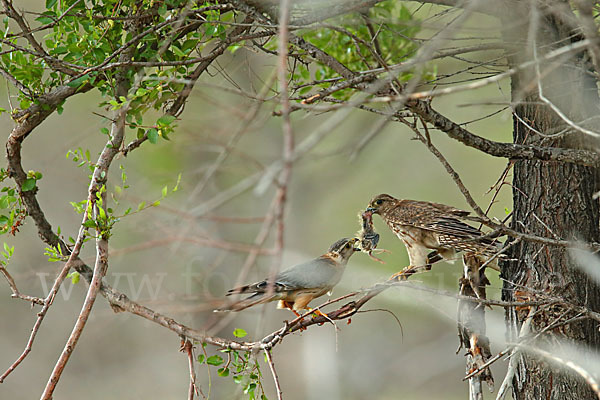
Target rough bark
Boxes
[501,2,600,399]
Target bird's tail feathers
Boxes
[214,292,278,312]
[226,285,252,296]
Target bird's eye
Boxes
[375,199,383,205]
[345,243,351,249]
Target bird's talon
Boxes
[389,271,404,281]
[309,308,329,319]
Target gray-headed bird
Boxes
[215,237,358,316]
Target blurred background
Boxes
[1,1,514,399]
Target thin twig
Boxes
[181,338,201,400]
[265,350,283,400]
[0,265,44,305]
[533,39,600,138]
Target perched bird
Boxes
[365,194,501,277]
[215,237,358,316]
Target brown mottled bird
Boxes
[366,194,501,276]
[215,238,358,316]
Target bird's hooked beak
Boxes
[365,207,377,214]
[350,237,360,251]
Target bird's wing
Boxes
[425,216,484,239]
[275,257,341,291]
[227,280,292,295]
[227,258,341,295]
[388,200,483,239]
[427,201,471,217]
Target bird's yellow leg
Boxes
[292,295,329,321]
[280,300,302,317]
[307,308,328,318]
[389,270,407,281]
[389,265,429,281]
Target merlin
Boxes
[365,194,501,277]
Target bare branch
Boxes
[181,339,202,400]
[409,99,600,167]
[0,66,31,97]
[0,265,43,305]
[265,350,283,400]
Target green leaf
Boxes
[36,15,54,24]
[46,0,58,8]
[161,185,167,198]
[206,355,224,366]
[172,45,185,57]
[244,382,256,395]
[157,115,176,126]
[217,367,230,377]
[137,201,146,212]
[228,43,243,54]
[197,354,205,364]
[233,328,247,338]
[147,128,158,144]
[182,39,197,52]
[205,24,217,37]
[173,173,182,192]
[67,74,90,88]
[22,178,36,192]
[97,205,106,220]
[82,219,97,228]
[68,271,80,284]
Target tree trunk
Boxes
[500,2,600,399]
